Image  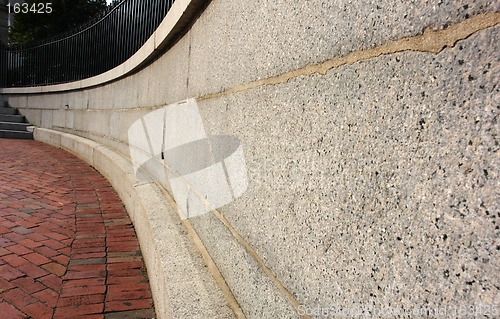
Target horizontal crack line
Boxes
[199,12,500,101]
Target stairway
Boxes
[0,103,34,140]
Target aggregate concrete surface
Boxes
[2,1,499,317]
[197,25,499,316]
[0,139,155,319]
[187,0,500,97]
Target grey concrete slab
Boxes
[186,0,500,97]
[197,25,499,315]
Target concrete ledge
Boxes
[33,128,233,319]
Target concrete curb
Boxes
[34,128,234,319]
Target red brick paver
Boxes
[0,139,155,319]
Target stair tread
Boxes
[0,121,30,125]
[0,131,34,139]
[0,116,24,120]
[0,129,33,133]
[0,115,27,123]
[0,107,32,137]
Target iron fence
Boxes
[0,0,175,88]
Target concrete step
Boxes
[0,105,34,139]
[0,122,31,131]
[0,108,18,115]
[0,130,34,140]
[0,114,25,123]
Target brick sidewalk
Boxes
[0,139,155,319]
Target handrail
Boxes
[0,0,176,88]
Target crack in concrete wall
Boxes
[200,12,500,101]
[159,187,247,319]
[212,209,314,319]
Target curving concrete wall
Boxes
[2,1,500,318]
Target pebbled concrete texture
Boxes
[197,26,499,315]
[1,1,499,318]
[187,0,499,97]
[189,212,300,318]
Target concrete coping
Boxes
[0,0,204,95]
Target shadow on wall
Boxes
[128,98,248,219]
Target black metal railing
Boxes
[0,0,175,88]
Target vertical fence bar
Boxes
[0,43,5,88]
[132,0,139,58]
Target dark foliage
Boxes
[9,0,107,45]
